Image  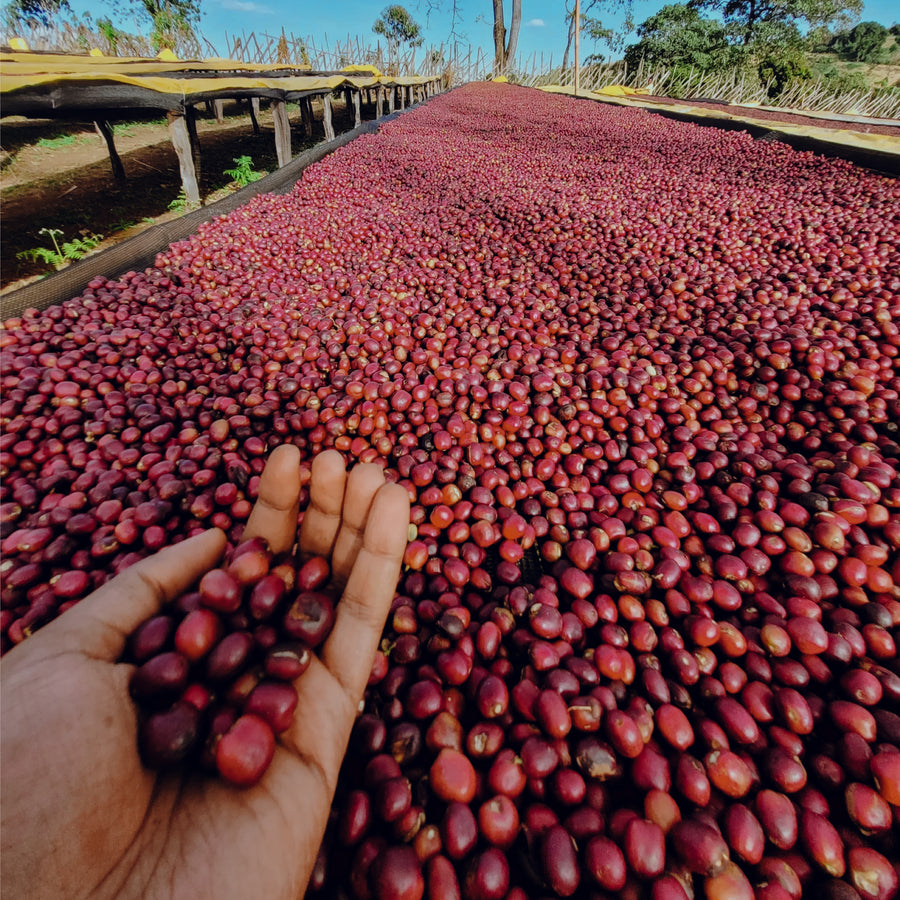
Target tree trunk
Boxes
[503,0,522,69]
[492,0,506,73]
[743,0,757,43]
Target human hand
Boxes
[0,446,410,900]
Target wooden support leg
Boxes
[167,111,200,208]
[353,90,361,128]
[322,94,335,140]
[185,105,201,188]
[95,119,125,182]
[376,87,384,118]
[249,97,261,134]
[272,100,291,167]
[400,86,406,110]
[298,97,309,137]
[213,99,225,124]
[388,87,396,113]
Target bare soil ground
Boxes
[1,98,360,292]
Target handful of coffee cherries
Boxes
[125,537,336,787]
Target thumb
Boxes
[40,528,227,662]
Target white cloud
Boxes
[221,0,273,13]
[525,17,545,26]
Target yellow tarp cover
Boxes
[1,51,435,83]
[0,52,437,106]
[343,64,382,77]
[595,84,649,96]
[537,84,900,157]
[1,71,380,96]
[1,50,311,74]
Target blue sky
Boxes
[58,0,899,66]
[193,0,899,65]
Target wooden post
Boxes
[322,93,335,140]
[272,100,291,166]
[352,89,362,127]
[95,119,125,182]
[574,0,581,96]
[184,105,201,187]
[388,87,395,113]
[399,86,405,110]
[298,96,311,137]
[248,97,261,134]
[166,111,200,208]
[213,99,225,124]
[376,86,384,118]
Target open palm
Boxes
[1,446,410,900]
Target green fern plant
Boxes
[224,155,265,188]
[16,228,103,270]
[168,188,188,212]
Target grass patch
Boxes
[36,134,78,150]
[112,117,167,137]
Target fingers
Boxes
[45,528,227,662]
[281,481,409,794]
[329,464,389,590]
[320,481,410,702]
[297,450,347,563]
[241,444,303,555]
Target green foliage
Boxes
[625,4,743,71]
[36,134,77,150]
[758,47,812,97]
[96,15,124,53]
[891,24,900,37]
[16,228,102,271]
[3,0,72,28]
[223,155,266,188]
[809,56,869,91]
[583,18,615,59]
[373,5,423,51]
[689,0,864,47]
[805,25,834,51]
[104,0,201,52]
[168,188,188,212]
[831,21,889,62]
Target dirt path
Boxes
[1,100,357,292]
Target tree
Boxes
[373,4,423,61]
[805,24,834,51]
[832,20,888,61]
[689,0,863,46]
[757,45,810,95]
[3,0,72,29]
[104,0,201,51]
[491,0,521,73]
[562,0,620,71]
[624,3,740,70]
